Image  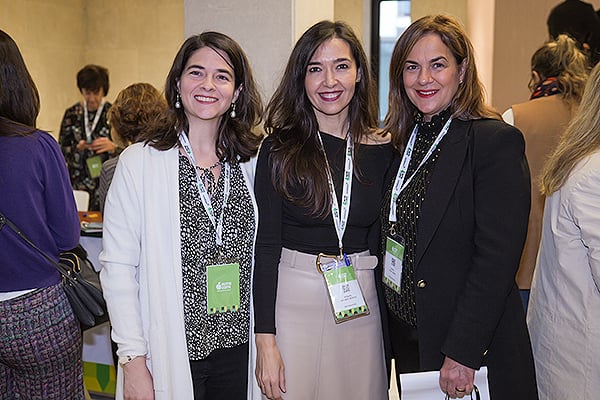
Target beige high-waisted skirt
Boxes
[269,248,388,400]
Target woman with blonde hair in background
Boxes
[527,62,600,400]
[503,34,589,309]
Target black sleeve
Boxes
[253,138,283,333]
[441,123,531,368]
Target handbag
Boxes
[0,212,107,328]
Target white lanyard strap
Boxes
[179,132,230,247]
[388,118,452,223]
[317,132,353,253]
[83,100,105,143]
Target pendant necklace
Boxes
[195,160,222,197]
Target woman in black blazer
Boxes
[382,15,538,399]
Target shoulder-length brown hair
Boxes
[541,62,600,195]
[108,82,167,147]
[141,31,263,162]
[384,14,499,152]
[265,20,379,219]
[0,29,40,135]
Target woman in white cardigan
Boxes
[527,62,600,400]
[100,32,263,400]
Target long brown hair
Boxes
[141,31,263,162]
[541,62,600,195]
[0,29,40,135]
[384,14,499,152]
[265,20,379,219]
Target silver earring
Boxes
[175,93,182,109]
[230,102,236,118]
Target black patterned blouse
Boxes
[59,101,112,211]
[179,154,255,360]
[382,108,451,327]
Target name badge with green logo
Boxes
[383,236,404,293]
[317,254,369,324]
[86,155,103,178]
[207,262,240,314]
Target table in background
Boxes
[80,233,116,396]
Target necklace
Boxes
[195,160,222,197]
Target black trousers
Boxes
[189,342,249,400]
[389,313,420,398]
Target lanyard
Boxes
[179,132,230,247]
[388,118,452,223]
[317,132,353,254]
[83,100,105,143]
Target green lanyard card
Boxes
[206,262,240,314]
[86,155,103,178]
[383,236,404,294]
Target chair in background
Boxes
[73,190,90,212]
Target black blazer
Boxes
[409,118,538,399]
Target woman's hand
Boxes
[439,356,475,399]
[90,137,116,154]
[76,139,89,152]
[122,356,154,400]
[255,333,286,400]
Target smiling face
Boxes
[403,33,465,121]
[178,46,241,129]
[304,38,360,130]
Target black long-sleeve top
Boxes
[253,132,395,333]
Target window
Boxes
[371,0,411,122]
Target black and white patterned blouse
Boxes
[179,154,255,360]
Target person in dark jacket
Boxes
[382,15,538,399]
[547,0,600,65]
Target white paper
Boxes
[400,367,490,400]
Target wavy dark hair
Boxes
[142,31,263,162]
[384,14,499,152]
[265,20,379,219]
[0,29,40,136]
[77,64,110,95]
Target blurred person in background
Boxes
[0,29,83,399]
[502,34,589,309]
[97,82,167,213]
[547,0,600,65]
[60,64,117,211]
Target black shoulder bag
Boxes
[0,212,107,328]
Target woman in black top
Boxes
[253,20,393,400]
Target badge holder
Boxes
[383,224,405,294]
[86,155,103,179]
[316,252,369,324]
[206,250,241,315]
